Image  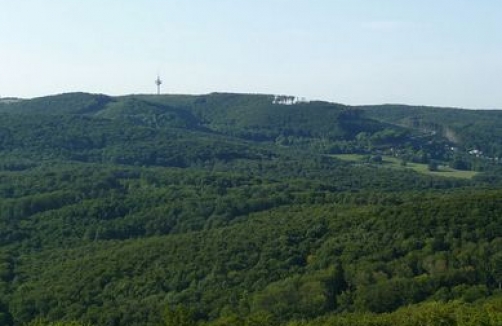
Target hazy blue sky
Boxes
[1,0,501,108]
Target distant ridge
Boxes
[1,91,502,160]
[0,97,23,103]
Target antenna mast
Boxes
[155,75,162,95]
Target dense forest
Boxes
[0,92,501,326]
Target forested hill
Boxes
[0,92,502,326]
[0,93,502,171]
[361,104,502,158]
[0,92,389,142]
[3,92,501,158]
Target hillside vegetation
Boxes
[0,92,501,326]
[362,104,502,160]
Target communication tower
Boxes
[155,75,162,95]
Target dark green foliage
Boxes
[5,189,502,325]
[162,306,196,326]
[362,104,502,159]
[0,92,501,326]
[0,93,112,115]
[283,298,502,326]
[25,320,91,326]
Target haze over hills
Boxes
[0,92,501,326]
[1,92,501,160]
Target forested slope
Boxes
[0,92,501,326]
[361,104,502,158]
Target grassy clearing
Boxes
[333,154,364,162]
[332,154,478,179]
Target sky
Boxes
[1,0,502,109]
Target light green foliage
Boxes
[332,154,479,179]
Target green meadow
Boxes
[332,154,479,179]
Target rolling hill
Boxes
[0,92,501,326]
[361,104,502,158]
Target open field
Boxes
[332,154,479,179]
